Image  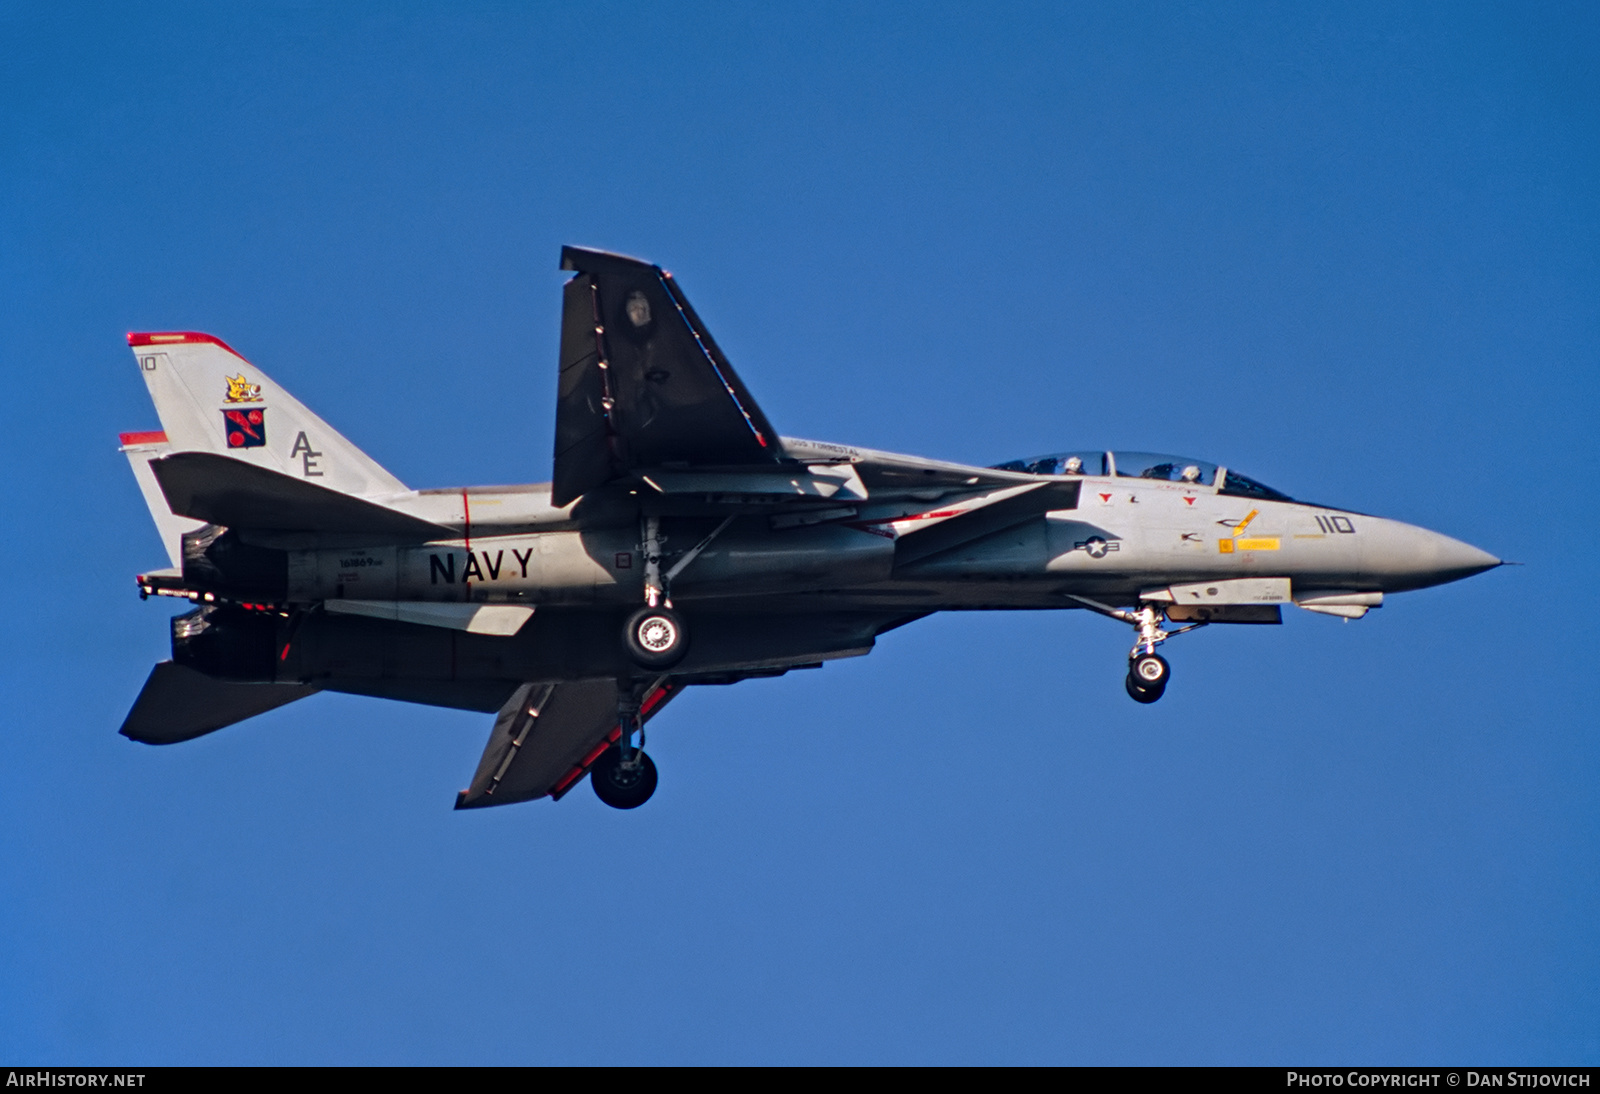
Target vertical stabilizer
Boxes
[128,332,407,498]
[119,431,204,568]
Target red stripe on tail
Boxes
[127,331,248,360]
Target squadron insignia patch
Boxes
[223,408,266,448]
[224,373,264,403]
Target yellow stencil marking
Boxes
[1219,508,1260,553]
[1235,537,1280,551]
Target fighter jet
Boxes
[116,246,1502,810]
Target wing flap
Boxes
[318,677,517,713]
[119,661,319,745]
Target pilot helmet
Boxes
[1063,456,1084,474]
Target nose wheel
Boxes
[1126,653,1169,704]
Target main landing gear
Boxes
[591,744,658,809]
[617,513,727,670]
[619,513,735,669]
[601,515,737,807]
[1068,597,1206,705]
[622,515,690,668]
[592,687,658,809]
[624,606,687,668]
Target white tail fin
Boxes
[119,430,205,568]
[128,332,408,498]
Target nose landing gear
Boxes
[1068,596,1206,705]
[1126,652,1170,703]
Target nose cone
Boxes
[1361,518,1502,592]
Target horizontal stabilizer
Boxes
[324,600,534,635]
[152,451,450,538]
[120,661,319,745]
[317,677,518,713]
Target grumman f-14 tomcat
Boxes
[116,246,1502,810]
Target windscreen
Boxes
[1219,468,1293,501]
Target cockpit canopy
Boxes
[991,450,1293,502]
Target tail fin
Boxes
[128,332,407,498]
[119,430,204,568]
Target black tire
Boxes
[623,607,688,668]
[1130,653,1170,688]
[590,745,658,809]
[1125,673,1165,704]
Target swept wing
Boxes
[455,677,681,808]
[553,246,781,505]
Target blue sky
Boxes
[2,2,1596,1064]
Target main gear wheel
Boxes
[623,607,688,669]
[591,745,658,809]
